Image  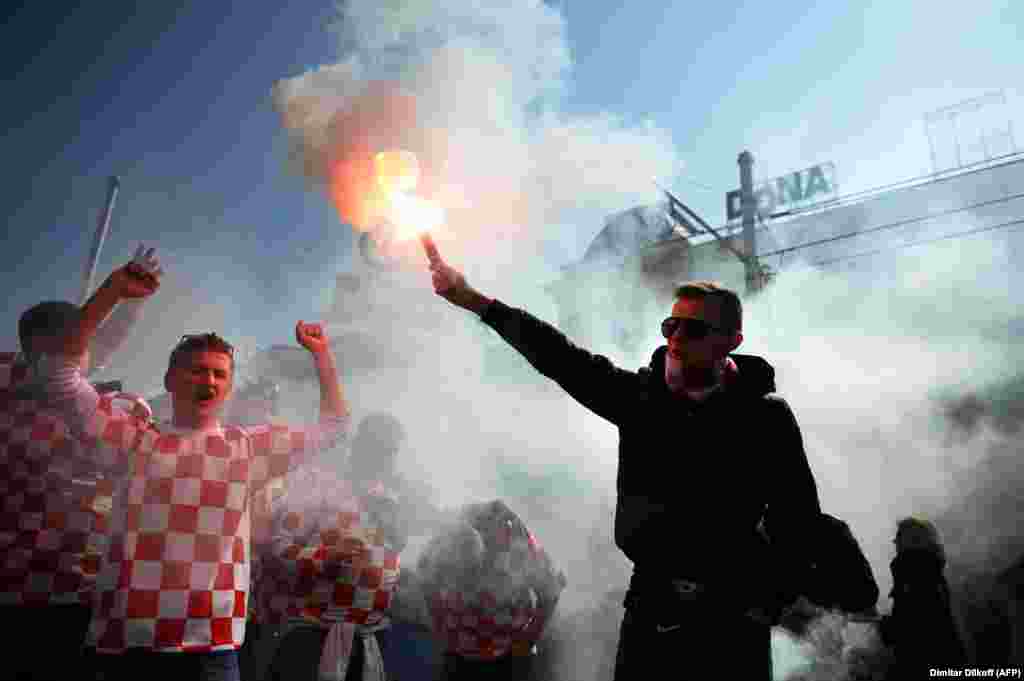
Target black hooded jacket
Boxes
[480,300,821,602]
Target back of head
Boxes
[350,412,406,481]
[18,301,79,359]
[896,516,945,561]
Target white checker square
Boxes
[197,507,226,534]
[226,482,246,511]
[203,456,228,481]
[164,532,196,562]
[233,563,249,591]
[189,561,217,590]
[131,560,164,590]
[159,590,189,619]
[184,618,212,646]
[125,618,157,648]
[139,504,170,532]
[171,478,201,505]
[212,589,235,617]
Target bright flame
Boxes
[374,150,420,194]
[372,149,445,241]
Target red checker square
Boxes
[251,430,271,451]
[194,534,221,563]
[97,619,126,651]
[102,421,126,446]
[154,619,186,648]
[222,509,242,535]
[135,532,166,561]
[168,505,199,533]
[232,538,244,563]
[332,583,356,606]
[373,590,391,612]
[124,505,142,531]
[205,436,230,458]
[158,435,182,454]
[232,590,246,617]
[226,459,248,483]
[359,566,383,589]
[126,589,160,618]
[188,590,213,617]
[214,563,235,590]
[161,561,191,590]
[44,510,67,530]
[225,427,244,442]
[144,478,173,504]
[116,562,134,588]
[383,555,399,570]
[199,479,228,507]
[175,454,203,479]
[108,538,125,562]
[349,608,369,625]
[210,618,233,646]
[29,421,55,441]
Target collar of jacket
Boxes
[643,346,778,398]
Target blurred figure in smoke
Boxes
[0,245,159,681]
[36,251,350,681]
[880,517,967,679]
[428,246,820,680]
[416,500,567,681]
[776,512,880,636]
[255,462,405,681]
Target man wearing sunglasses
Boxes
[427,244,821,681]
[34,251,351,681]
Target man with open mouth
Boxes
[36,251,352,681]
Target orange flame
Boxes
[372,150,445,241]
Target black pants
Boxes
[264,625,389,681]
[438,653,536,681]
[614,604,771,681]
[87,649,240,681]
[0,604,91,681]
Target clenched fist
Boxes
[295,320,330,356]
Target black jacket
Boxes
[481,300,821,599]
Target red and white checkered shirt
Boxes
[256,465,402,628]
[418,502,565,660]
[0,353,121,607]
[40,360,349,653]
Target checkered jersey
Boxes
[418,501,566,660]
[256,465,402,629]
[40,361,349,653]
[0,354,120,607]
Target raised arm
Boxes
[246,322,349,491]
[428,242,636,425]
[89,246,164,372]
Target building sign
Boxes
[726,162,838,221]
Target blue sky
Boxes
[2,0,1022,353]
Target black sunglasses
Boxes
[661,317,725,340]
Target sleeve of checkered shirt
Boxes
[241,413,350,495]
[36,356,153,468]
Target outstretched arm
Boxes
[89,246,164,372]
[427,241,636,425]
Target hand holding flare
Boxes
[425,234,493,315]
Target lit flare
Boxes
[372,150,445,245]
